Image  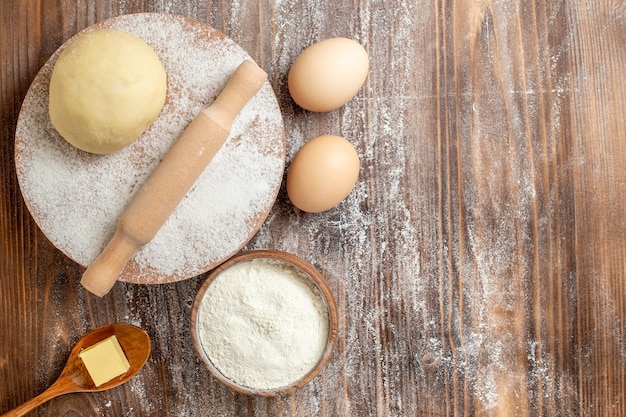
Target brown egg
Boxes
[286,135,360,213]
[288,38,369,112]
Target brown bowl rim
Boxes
[190,249,338,396]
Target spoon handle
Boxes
[1,379,72,417]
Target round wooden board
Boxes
[14,13,285,285]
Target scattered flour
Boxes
[12,2,591,415]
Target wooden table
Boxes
[1,1,625,416]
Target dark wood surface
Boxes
[2,1,625,416]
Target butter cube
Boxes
[79,335,130,387]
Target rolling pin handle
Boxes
[80,231,140,297]
[205,60,268,128]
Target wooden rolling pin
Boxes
[81,60,268,297]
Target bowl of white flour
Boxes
[191,250,338,395]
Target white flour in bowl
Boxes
[196,258,329,390]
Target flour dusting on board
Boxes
[15,14,285,284]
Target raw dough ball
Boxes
[49,29,167,154]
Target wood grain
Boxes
[2,324,151,416]
[1,0,625,416]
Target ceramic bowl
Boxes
[190,249,338,396]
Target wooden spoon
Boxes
[1,323,151,417]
